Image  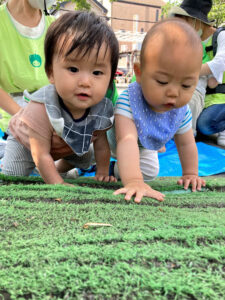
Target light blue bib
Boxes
[128,82,187,150]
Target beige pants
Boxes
[113,148,159,181]
[2,133,93,176]
[188,90,205,136]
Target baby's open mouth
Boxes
[78,93,89,97]
[165,103,175,107]
[76,93,91,100]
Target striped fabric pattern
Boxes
[114,89,192,135]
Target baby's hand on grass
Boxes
[95,172,117,182]
[113,180,165,203]
[177,175,206,192]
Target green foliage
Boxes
[210,0,225,27]
[0,176,225,299]
[55,0,90,11]
[161,0,181,17]
[55,0,114,11]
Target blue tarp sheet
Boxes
[1,136,224,177]
[80,140,225,177]
[158,140,225,176]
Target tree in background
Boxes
[54,0,113,11]
[0,0,90,11]
[210,0,225,27]
[161,0,225,27]
[55,0,91,11]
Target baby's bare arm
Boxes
[93,131,116,182]
[29,128,68,185]
[114,115,164,202]
[115,115,142,184]
[174,129,206,191]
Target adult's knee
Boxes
[197,114,214,135]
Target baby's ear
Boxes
[46,67,54,84]
[133,62,141,84]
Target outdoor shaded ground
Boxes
[0,175,225,300]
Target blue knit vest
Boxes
[128,82,187,150]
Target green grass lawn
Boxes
[0,175,225,300]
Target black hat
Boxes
[169,0,214,25]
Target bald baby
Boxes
[111,18,206,204]
[140,18,203,67]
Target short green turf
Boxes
[0,174,225,300]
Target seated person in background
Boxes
[108,18,206,203]
[169,0,225,144]
[2,11,119,185]
[197,27,225,145]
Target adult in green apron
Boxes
[0,0,55,135]
[0,1,118,135]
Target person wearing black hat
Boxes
[169,0,225,146]
[169,0,215,27]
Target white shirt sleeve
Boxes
[114,89,133,120]
[207,30,225,83]
[175,105,192,135]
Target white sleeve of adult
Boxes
[207,30,225,83]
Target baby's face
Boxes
[48,39,111,119]
[136,39,202,113]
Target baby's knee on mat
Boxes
[142,164,159,181]
[1,157,35,177]
[112,160,159,181]
[1,166,33,177]
[140,149,159,181]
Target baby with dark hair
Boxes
[2,11,119,186]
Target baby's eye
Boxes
[182,84,191,89]
[157,80,168,85]
[93,70,103,76]
[68,67,78,73]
